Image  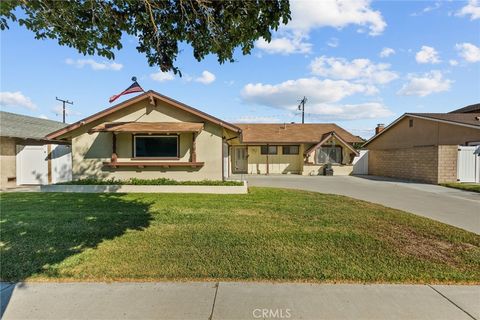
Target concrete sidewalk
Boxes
[1,282,479,319]
[241,175,480,234]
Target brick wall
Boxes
[369,145,458,184]
[437,145,458,183]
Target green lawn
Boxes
[441,183,480,193]
[1,188,479,283]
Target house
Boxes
[0,111,70,189]
[229,124,362,175]
[46,90,361,181]
[363,103,480,184]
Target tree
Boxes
[0,0,290,74]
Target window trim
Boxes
[315,145,343,164]
[282,145,300,155]
[260,145,278,155]
[132,134,180,159]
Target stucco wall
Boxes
[368,145,458,184]
[0,137,16,189]
[70,99,224,181]
[244,145,304,174]
[368,116,480,150]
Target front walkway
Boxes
[1,282,478,319]
[235,175,480,234]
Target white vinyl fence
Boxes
[16,144,72,185]
[457,146,479,183]
[352,150,369,175]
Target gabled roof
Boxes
[235,123,362,144]
[450,103,480,114]
[0,111,67,140]
[46,90,241,139]
[304,131,359,156]
[363,112,480,147]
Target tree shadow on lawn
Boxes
[0,192,153,281]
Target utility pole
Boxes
[56,97,73,123]
[298,96,307,124]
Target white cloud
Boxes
[327,37,339,48]
[379,47,395,58]
[150,71,175,82]
[255,0,385,55]
[0,91,36,110]
[52,105,82,117]
[411,2,441,16]
[241,77,375,109]
[38,114,49,120]
[397,71,452,97]
[232,116,281,123]
[287,0,386,36]
[306,102,393,120]
[455,42,480,62]
[195,70,216,84]
[415,46,441,64]
[457,0,480,20]
[449,59,459,66]
[65,58,123,71]
[255,33,312,55]
[309,56,398,84]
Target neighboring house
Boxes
[46,90,361,181]
[230,124,361,175]
[0,111,70,189]
[363,103,480,184]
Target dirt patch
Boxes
[372,221,478,267]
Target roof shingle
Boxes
[0,111,67,140]
[235,123,362,144]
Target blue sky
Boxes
[1,0,479,138]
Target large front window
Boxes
[316,146,342,164]
[134,135,178,158]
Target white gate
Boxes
[16,144,72,185]
[352,150,369,175]
[457,146,479,183]
[51,145,72,184]
[16,145,48,185]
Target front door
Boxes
[233,147,248,173]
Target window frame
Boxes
[315,145,343,164]
[282,145,300,155]
[132,134,180,159]
[260,145,278,155]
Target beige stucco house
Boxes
[46,90,361,181]
[364,104,480,184]
[229,124,362,176]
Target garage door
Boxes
[16,145,48,185]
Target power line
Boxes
[297,96,307,124]
[55,97,73,123]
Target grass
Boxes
[1,188,479,283]
[59,178,243,186]
[441,183,480,193]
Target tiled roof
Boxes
[0,111,67,140]
[449,103,480,114]
[407,113,480,127]
[235,123,362,144]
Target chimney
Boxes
[375,124,385,135]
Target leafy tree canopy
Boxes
[0,0,291,74]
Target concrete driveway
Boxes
[240,175,480,234]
